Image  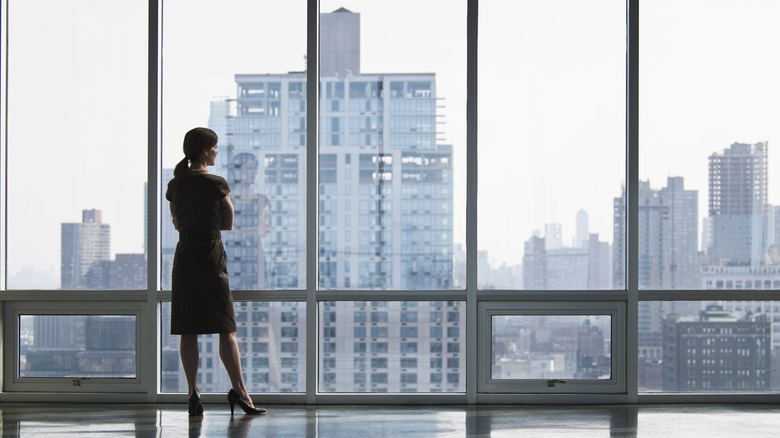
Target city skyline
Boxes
[5,1,780,289]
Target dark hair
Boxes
[174,127,218,180]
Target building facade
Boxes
[708,142,769,267]
[60,209,111,289]
[663,306,772,392]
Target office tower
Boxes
[587,233,612,290]
[522,236,546,290]
[575,209,589,249]
[61,209,111,289]
[708,142,768,267]
[613,177,698,290]
[662,305,771,392]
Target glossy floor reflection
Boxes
[0,403,779,437]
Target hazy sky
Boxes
[4,0,780,286]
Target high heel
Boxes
[227,389,266,415]
[188,390,204,416]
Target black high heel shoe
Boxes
[227,389,266,415]
[189,390,204,416]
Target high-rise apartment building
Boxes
[613,177,699,290]
[60,209,111,289]
[708,142,769,267]
[161,8,462,394]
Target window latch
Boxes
[547,379,567,387]
[72,378,89,386]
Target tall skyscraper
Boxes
[708,142,769,267]
[164,7,462,394]
[613,177,698,290]
[61,209,111,289]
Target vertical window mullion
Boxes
[466,0,479,404]
[626,0,640,402]
[147,0,160,400]
[305,0,320,403]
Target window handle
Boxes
[547,379,567,387]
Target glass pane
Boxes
[161,0,306,290]
[638,301,779,393]
[6,1,147,289]
[319,301,465,393]
[20,315,136,378]
[317,3,466,290]
[492,315,612,380]
[161,302,306,393]
[478,1,626,290]
[639,1,780,289]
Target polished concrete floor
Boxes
[0,403,778,437]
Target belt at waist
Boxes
[179,230,221,241]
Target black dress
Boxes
[166,173,236,334]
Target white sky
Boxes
[4,0,780,287]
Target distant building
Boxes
[613,177,699,290]
[523,222,611,290]
[662,305,771,392]
[25,316,135,377]
[708,142,768,267]
[61,209,111,289]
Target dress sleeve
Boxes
[165,179,177,202]
[215,176,230,199]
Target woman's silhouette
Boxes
[166,127,265,416]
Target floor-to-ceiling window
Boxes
[2,0,780,403]
[1,0,148,393]
[638,0,780,395]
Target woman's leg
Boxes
[219,332,255,407]
[180,334,200,395]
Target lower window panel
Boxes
[160,301,306,393]
[318,301,466,393]
[638,300,780,393]
[492,314,612,380]
[20,314,137,378]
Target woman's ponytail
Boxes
[173,157,189,180]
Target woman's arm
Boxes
[169,201,179,231]
[220,194,234,231]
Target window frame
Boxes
[1,0,779,404]
[3,297,146,393]
[478,301,626,394]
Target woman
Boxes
[166,127,265,416]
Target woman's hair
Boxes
[174,127,218,180]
